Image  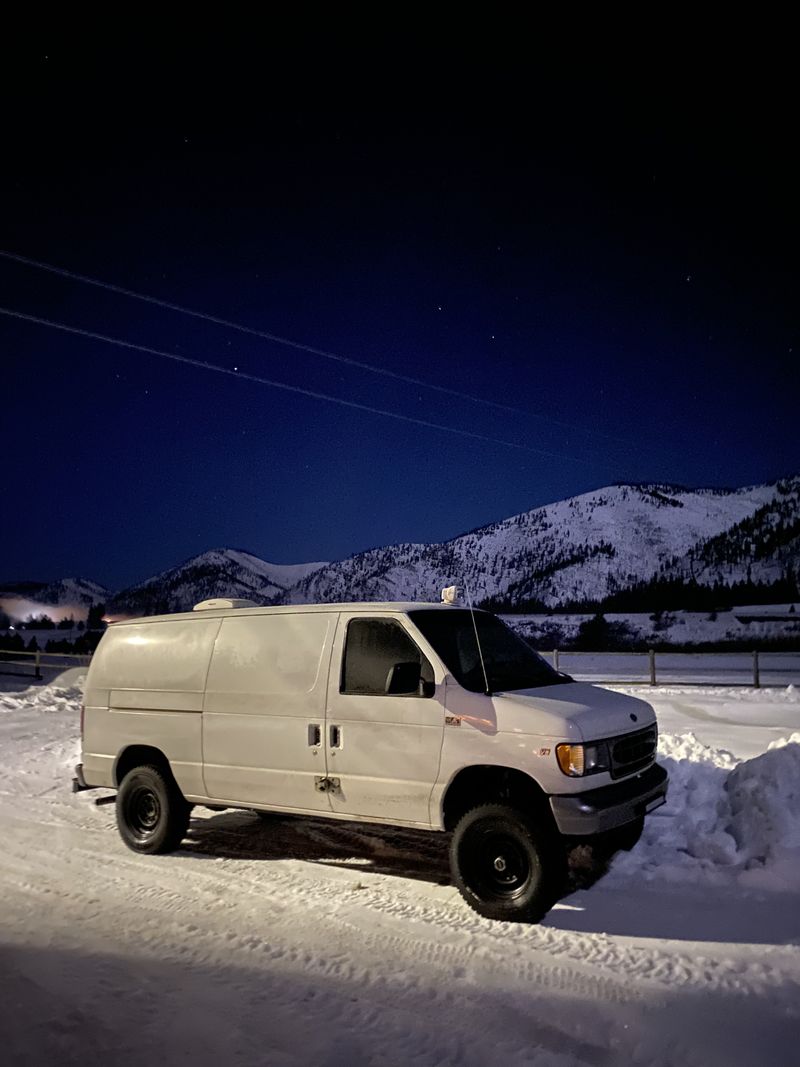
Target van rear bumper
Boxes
[72,763,95,792]
[549,762,668,836]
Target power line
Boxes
[0,247,651,451]
[0,305,597,462]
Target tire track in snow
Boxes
[3,685,800,1065]
[5,808,797,1067]
[5,784,799,1015]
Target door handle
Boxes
[307,723,321,746]
[329,724,342,748]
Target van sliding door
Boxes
[202,612,337,813]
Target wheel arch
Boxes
[440,764,552,832]
[113,744,175,789]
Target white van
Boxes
[75,595,667,922]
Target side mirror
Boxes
[385,661,422,695]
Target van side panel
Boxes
[82,618,220,794]
[88,620,219,692]
[202,612,336,810]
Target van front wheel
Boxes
[116,764,190,854]
[450,804,564,923]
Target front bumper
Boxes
[549,762,668,836]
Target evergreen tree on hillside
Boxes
[575,614,612,650]
[86,603,106,630]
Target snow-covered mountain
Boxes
[0,577,111,606]
[0,577,112,624]
[659,478,800,587]
[287,477,800,608]
[9,476,799,619]
[37,577,112,606]
[108,549,327,617]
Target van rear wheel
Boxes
[450,804,564,923]
[116,764,190,854]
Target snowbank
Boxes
[0,679,84,713]
[726,733,800,891]
[608,729,800,891]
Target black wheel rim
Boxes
[462,827,533,902]
[124,785,162,841]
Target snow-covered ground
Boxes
[1,675,799,1065]
[507,610,800,654]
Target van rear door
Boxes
[202,611,337,812]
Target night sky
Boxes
[2,37,797,591]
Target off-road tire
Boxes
[450,803,565,923]
[116,764,191,854]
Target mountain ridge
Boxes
[286,479,794,608]
[106,549,328,618]
[4,476,798,619]
[115,475,799,615]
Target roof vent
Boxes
[193,598,257,611]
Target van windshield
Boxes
[408,609,569,694]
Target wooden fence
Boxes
[0,648,93,679]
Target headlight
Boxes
[556,741,610,777]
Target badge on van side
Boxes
[445,715,462,727]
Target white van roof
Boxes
[193,598,258,611]
[111,601,481,626]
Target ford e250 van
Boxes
[75,595,668,922]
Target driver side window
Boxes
[341,618,433,696]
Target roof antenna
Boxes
[465,584,491,696]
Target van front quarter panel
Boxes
[431,686,566,828]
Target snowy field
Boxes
[1,674,799,1065]
[505,608,800,653]
[558,652,800,687]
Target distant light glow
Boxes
[0,596,88,624]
